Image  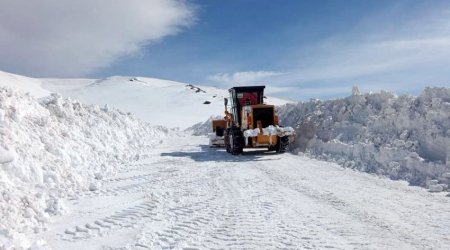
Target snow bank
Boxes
[278,87,450,189]
[0,88,168,248]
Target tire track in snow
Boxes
[50,164,183,247]
[61,199,159,241]
[255,164,434,249]
[134,160,349,249]
[40,135,450,249]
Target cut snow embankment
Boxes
[277,87,450,190]
[189,87,450,192]
[0,87,168,248]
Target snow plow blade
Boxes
[209,119,226,147]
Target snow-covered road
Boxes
[36,134,450,249]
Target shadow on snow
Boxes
[160,145,282,162]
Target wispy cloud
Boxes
[0,0,196,77]
[208,71,284,86]
[248,4,450,99]
[283,37,450,85]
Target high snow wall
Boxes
[278,87,450,187]
[0,88,168,248]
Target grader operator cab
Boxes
[209,86,295,155]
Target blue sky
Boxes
[100,0,386,77]
[98,0,450,99]
[1,0,450,100]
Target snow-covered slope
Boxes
[0,71,291,129]
[278,87,450,189]
[0,71,50,98]
[42,77,229,129]
[41,76,290,129]
[0,88,167,248]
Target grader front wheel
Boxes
[276,136,289,153]
[226,129,243,155]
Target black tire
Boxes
[276,136,289,153]
[229,128,243,155]
[225,128,232,153]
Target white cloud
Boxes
[208,71,284,85]
[0,0,195,77]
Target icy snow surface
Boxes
[277,87,450,188]
[0,88,167,248]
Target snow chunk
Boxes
[352,85,361,96]
[45,197,66,215]
[0,146,15,164]
[89,182,101,191]
[244,128,260,137]
[429,184,445,192]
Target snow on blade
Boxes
[0,88,168,248]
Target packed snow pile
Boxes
[278,87,450,189]
[0,88,168,248]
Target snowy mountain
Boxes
[42,76,229,129]
[0,71,289,129]
[0,71,50,98]
[1,71,290,129]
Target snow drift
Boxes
[0,87,168,248]
[278,87,450,189]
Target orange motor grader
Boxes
[209,86,295,155]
